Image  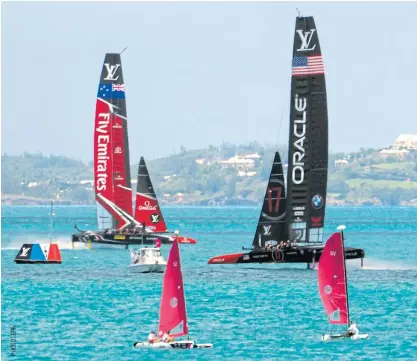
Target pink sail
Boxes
[158,240,188,337]
[318,232,349,324]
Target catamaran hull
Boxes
[128,263,166,273]
[322,334,369,341]
[133,341,213,349]
[208,246,365,265]
[71,232,196,247]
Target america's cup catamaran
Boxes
[319,226,368,341]
[71,53,196,248]
[208,16,365,266]
[133,240,212,349]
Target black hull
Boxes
[208,246,365,265]
[14,260,62,264]
[71,232,174,246]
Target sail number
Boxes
[267,187,282,213]
[330,251,336,256]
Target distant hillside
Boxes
[2,142,417,206]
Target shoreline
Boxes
[2,195,416,207]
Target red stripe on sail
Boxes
[112,114,132,224]
[318,232,349,324]
[94,99,113,205]
[134,193,167,232]
[159,240,188,337]
[94,100,131,228]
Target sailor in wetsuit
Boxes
[346,321,359,337]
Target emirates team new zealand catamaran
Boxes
[208,16,365,266]
[72,53,196,248]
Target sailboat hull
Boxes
[71,232,195,247]
[208,246,365,264]
[133,340,213,349]
[322,333,369,341]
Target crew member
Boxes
[162,330,174,343]
[155,238,162,248]
[346,321,359,337]
[148,331,157,344]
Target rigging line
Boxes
[120,47,128,55]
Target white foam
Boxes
[1,236,87,250]
[357,258,417,271]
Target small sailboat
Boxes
[133,240,212,349]
[319,226,368,341]
[14,201,62,264]
[128,237,167,273]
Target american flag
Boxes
[112,84,125,91]
[292,56,324,76]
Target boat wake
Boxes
[1,236,85,250]
[357,258,417,271]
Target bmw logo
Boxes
[312,194,323,209]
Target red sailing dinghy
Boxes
[319,226,368,341]
[133,240,212,349]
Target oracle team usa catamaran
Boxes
[71,53,196,248]
[208,16,365,266]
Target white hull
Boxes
[133,340,213,349]
[129,247,167,273]
[128,263,166,273]
[322,333,369,341]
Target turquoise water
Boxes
[2,206,417,360]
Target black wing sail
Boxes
[286,16,328,244]
[252,152,287,249]
[134,157,168,232]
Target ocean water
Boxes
[2,206,417,361]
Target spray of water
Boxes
[353,258,417,271]
[1,235,88,250]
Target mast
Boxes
[286,16,328,245]
[49,200,55,243]
[340,226,350,324]
[252,152,287,249]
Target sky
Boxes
[1,1,417,163]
